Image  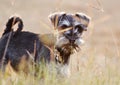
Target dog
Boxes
[0,16,52,73]
[48,12,91,76]
[0,12,91,77]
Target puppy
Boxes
[48,12,91,76]
[0,16,51,72]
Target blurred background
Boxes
[0,0,120,75]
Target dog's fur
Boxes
[0,16,51,72]
[2,16,23,36]
[48,12,91,76]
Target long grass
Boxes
[0,51,120,85]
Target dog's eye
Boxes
[76,25,84,33]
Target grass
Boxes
[0,52,120,85]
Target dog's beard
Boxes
[56,34,84,52]
[75,38,84,46]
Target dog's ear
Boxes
[48,12,66,28]
[75,13,91,30]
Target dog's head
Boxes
[49,12,91,52]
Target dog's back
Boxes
[0,16,51,72]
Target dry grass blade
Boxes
[88,0,104,12]
[33,40,36,57]
[1,17,17,71]
[110,28,120,57]
[59,27,72,33]
[88,4,104,12]
[52,27,73,36]
[55,15,59,30]
[26,50,34,62]
[5,61,17,77]
[1,31,12,71]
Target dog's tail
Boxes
[2,16,23,36]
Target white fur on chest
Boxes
[56,64,70,77]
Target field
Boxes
[0,0,120,85]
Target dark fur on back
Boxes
[2,16,23,36]
[0,31,51,71]
[0,16,52,73]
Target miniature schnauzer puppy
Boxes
[49,12,91,76]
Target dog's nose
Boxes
[64,33,78,43]
[69,40,75,44]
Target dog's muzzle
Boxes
[64,32,79,44]
[65,36,77,44]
